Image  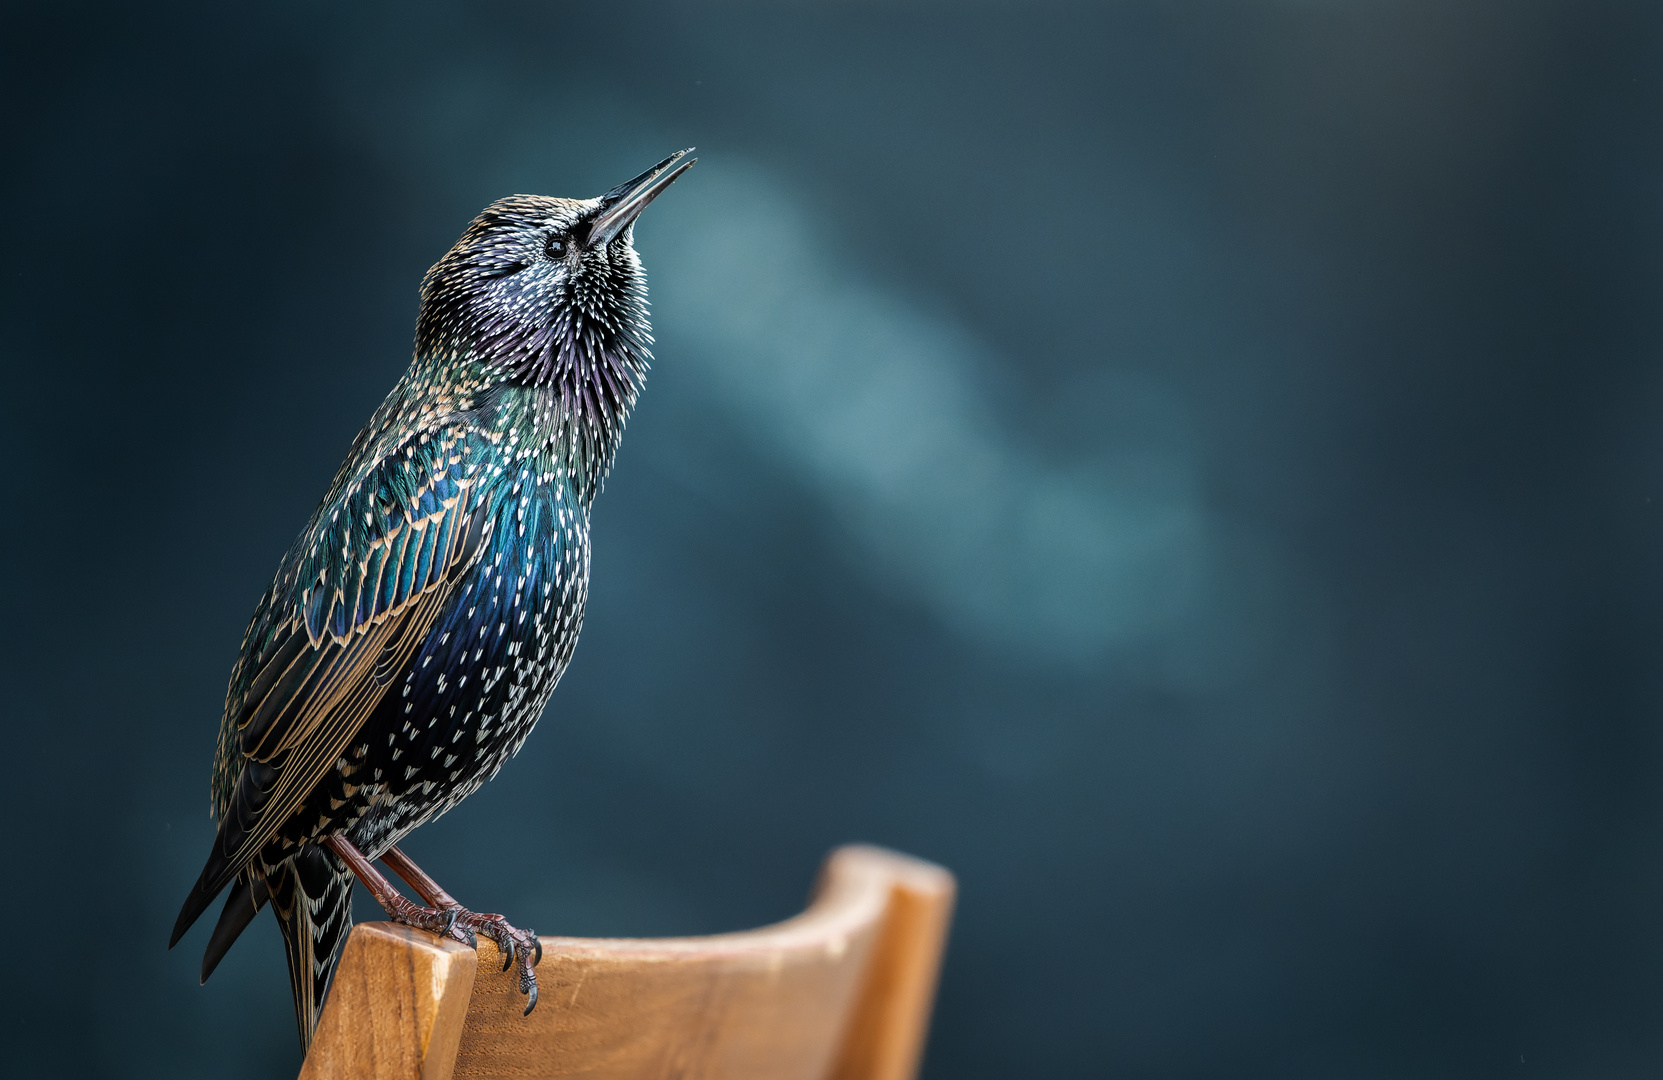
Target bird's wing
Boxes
[209,425,491,880]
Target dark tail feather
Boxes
[171,758,285,949]
[200,874,271,984]
[270,845,355,1051]
[172,834,240,949]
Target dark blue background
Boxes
[6,2,1663,1076]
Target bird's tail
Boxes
[270,845,356,1051]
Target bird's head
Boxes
[415,149,696,409]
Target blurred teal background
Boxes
[6,1,1663,1076]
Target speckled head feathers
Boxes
[414,150,696,447]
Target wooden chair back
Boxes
[297,844,955,1080]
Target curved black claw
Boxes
[428,905,475,948]
[523,977,539,1016]
[450,909,541,1015]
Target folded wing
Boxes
[172,428,490,947]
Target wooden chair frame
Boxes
[298,845,955,1080]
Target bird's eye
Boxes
[544,235,567,259]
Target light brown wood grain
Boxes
[301,845,954,1080]
[825,848,956,1080]
[300,922,479,1080]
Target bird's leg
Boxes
[379,845,462,908]
[381,844,542,1015]
[322,835,469,946]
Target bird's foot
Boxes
[452,909,542,1014]
[371,893,541,1013]
[357,841,544,1014]
[379,891,468,942]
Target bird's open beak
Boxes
[587,148,698,249]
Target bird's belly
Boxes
[286,494,590,859]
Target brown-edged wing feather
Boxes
[172,447,489,949]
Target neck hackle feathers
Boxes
[415,195,654,480]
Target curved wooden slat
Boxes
[825,848,956,1080]
[300,845,955,1080]
[299,923,479,1080]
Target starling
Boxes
[169,149,697,1049]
